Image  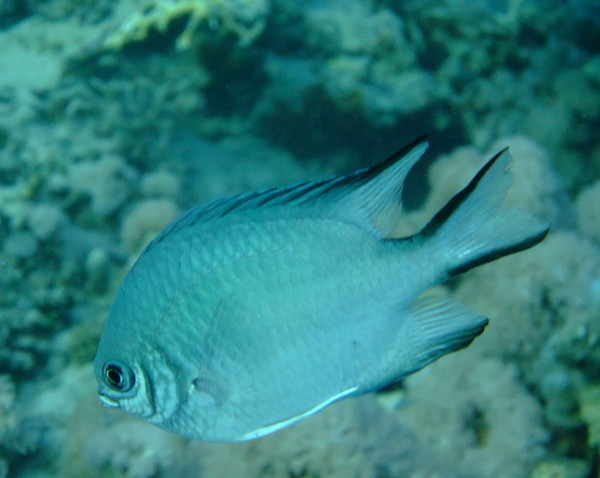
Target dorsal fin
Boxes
[146,137,429,251]
[328,136,428,237]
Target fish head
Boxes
[94,347,194,428]
[93,324,181,425]
[94,323,229,439]
[94,350,237,440]
[93,273,236,440]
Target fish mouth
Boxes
[98,393,120,408]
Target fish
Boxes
[93,137,549,442]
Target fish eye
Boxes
[102,361,135,392]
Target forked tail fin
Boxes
[419,149,550,277]
[380,149,549,384]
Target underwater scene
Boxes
[1,0,600,476]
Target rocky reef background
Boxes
[1,0,599,477]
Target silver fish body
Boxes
[94,138,549,441]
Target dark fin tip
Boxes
[381,317,488,383]
[446,317,489,352]
[361,135,430,180]
[448,224,550,277]
[384,135,429,164]
[375,381,406,394]
[434,315,489,355]
[421,148,507,239]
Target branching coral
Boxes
[104,0,269,51]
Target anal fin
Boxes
[403,295,488,374]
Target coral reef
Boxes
[103,0,269,51]
[302,1,438,126]
[391,356,548,478]
[56,378,447,478]
[0,0,599,476]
